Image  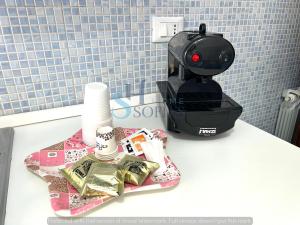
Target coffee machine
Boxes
[157,24,243,136]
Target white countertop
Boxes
[5,103,300,225]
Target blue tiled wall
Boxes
[0,0,300,133]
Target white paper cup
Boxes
[83,82,111,119]
[84,82,109,104]
[82,104,111,120]
[82,82,113,146]
[95,126,118,160]
[82,117,112,147]
[82,114,112,125]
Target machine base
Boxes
[157,81,243,137]
[159,101,241,136]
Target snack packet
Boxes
[81,162,126,197]
[118,154,160,186]
[140,138,167,175]
[60,154,99,193]
[121,128,154,156]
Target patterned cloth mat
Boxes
[25,127,181,217]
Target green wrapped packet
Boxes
[118,154,160,186]
[60,154,99,193]
[82,162,126,197]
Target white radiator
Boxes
[275,88,300,142]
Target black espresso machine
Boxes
[157,24,243,136]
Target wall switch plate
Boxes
[152,16,184,43]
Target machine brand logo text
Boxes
[199,128,217,135]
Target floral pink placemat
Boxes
[24,127,181,217]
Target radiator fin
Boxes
[275,88,300,142]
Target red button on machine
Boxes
[191,53,200,62]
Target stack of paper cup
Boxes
[82,82,113,147]
[95,126,119,160]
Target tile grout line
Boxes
[60,2,78,106]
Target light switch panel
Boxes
[152,16,184,43]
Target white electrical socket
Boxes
[152,16,184,43]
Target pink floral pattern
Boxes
[25,127,180,217]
